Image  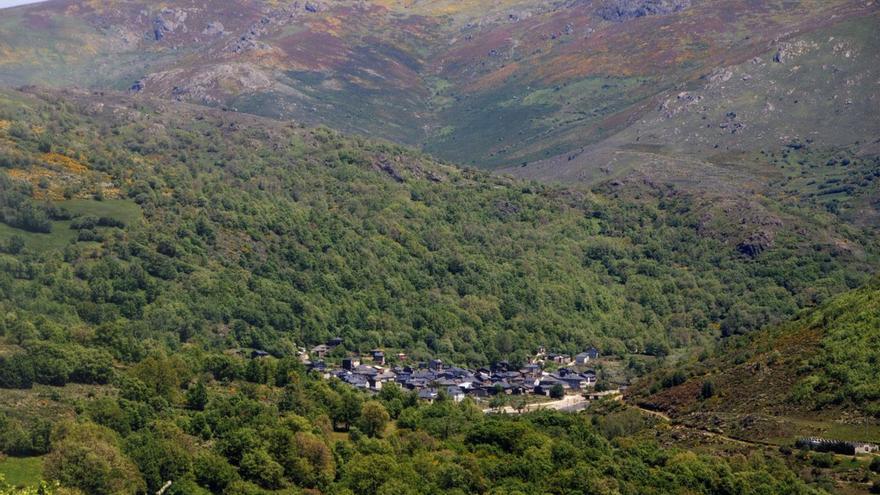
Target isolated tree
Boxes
[550,384,565,399]
[358,401,390,438]
[489,393,507,411]
[700,380,716,400]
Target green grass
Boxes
[58,198,142,226]
[0,199,141,252]
[0,221,77,252]
[0,456,43,488]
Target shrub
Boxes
[700,380,716,400]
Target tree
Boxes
[489,393,507,411]
[187,381,208,411]
[0,354,34,389]
[124,429,193,493]
[130,354,186,402]
[550,384,565,399]
[240,449,285,489]
[194,452,239,493]
[6,316,36,345]
[331,389,362,431]
[357,401,390,438]
[700,380,716,400]
[276,432,335,488]
[44,422,145,495]
[4,235,24,255]
[342,454,399,494]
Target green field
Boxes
[0,199,141,252]
[0,456,42,488]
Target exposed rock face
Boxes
[152,8,188,41]
[737,230,773,258]
[373,157,405,183]
[202,21,225,36]
[142,63,275,104]
[597,0,691,22]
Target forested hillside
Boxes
[0,85,875,495]
[0,87,875,367]
[635,278,880,445]
[0,0,878,493]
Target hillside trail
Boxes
[631,405,876,459]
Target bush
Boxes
[662,371,687,389]
[194,452,239,493]
[700,380,716,400]
[0,354,35,389]
[44,422,145,495]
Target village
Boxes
[297,338,622,407]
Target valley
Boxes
[0,1,878,494]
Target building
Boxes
[446,386,465,402]
[574,347,600,365]
[418,388,439,402]
[547,353,572,365]
[370,349,385,365]
[342,357,360,370]
[311,344,330,359]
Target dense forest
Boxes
[0,88,876,367]
[0,87,878,493]
[0,350,827,495]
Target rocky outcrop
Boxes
[202,21,225,36]
[151,8,188,41]
[597,0,690,22]
[141,63,275,104]
[373,157,405,182]
[737,230,773,258]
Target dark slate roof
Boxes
[446,386,465,396]
[353,365,378,376]
[418,388,439,399]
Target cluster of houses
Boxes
[304,339,604,402]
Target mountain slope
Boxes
[506,14,880,187]
[1,0,876,171]
[0,86,876,366]
[636,278,880,443]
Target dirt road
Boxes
[484,394,589,414]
